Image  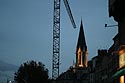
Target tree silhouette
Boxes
[14,60,49,83]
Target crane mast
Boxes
[52,0,76,80]
[52,0,61,80]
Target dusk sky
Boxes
[0,0,118,78]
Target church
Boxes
[57,20,90,83]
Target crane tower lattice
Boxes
[52,0,76,80]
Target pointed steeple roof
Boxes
[76,20,87,51]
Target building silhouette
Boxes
[108,0,125,83]
[57,20,89,83]
[76,20,88,68]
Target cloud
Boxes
[0,60,18,83]
[0,70,15,83]
[0,60,18,71]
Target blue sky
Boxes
[0,0,117,77]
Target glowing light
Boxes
[120,75,124,83]
[77,47,83,67]
[79,64,83,67]
[119,49,125,56]
[119,48,125,68]
[119,53,125,68]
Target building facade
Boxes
[108,0,125,83]
[87,33,125,83]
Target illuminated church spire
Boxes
[76,20,88,67]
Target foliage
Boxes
[14,60,49,83]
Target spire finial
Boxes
[80,18,83,28]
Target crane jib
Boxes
[63,0,76,29]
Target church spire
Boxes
[76,20,87,52]
[76,20,88,67]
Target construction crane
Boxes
[52,0,76,80]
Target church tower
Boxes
[76,20,88,68]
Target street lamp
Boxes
[8,80,15,83]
